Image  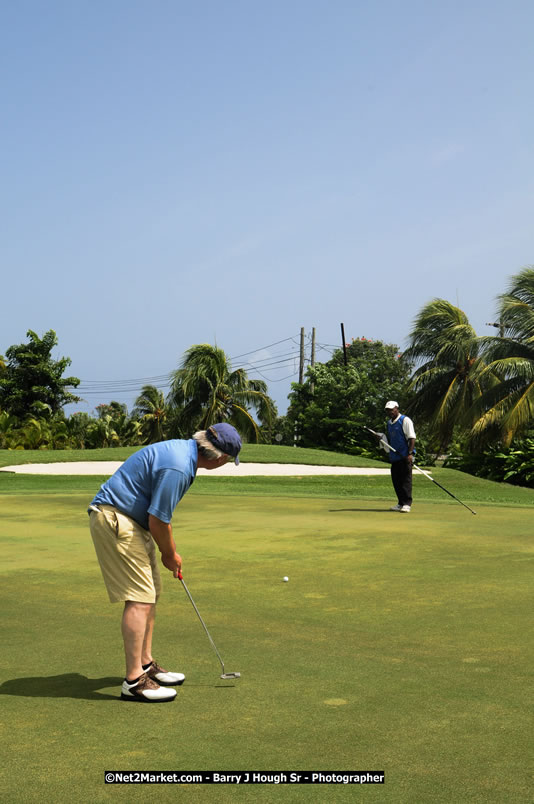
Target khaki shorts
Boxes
[89,505,161,604]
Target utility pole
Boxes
[340,323,348,366]
[310,327,316,395]
[299,327,305,384]
[294,327,306,448]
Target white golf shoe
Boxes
[390,504,402,511]
[145,660,186,686]
[120,673,177,702]
[400,505,411,513]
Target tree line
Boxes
[2,267,534,485]
[284,266,534,485]
[0,339,276,450]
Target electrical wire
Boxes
[74,333,307,397]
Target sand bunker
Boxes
[0,461,390,477]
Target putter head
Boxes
[220,672,241,679]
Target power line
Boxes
[74,334,306,396]
[78,377,170,387]
[235,353,301,372]
[230,335,301,361]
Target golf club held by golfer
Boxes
[178,571,241,680]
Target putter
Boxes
[364,426,477,515]
[178,572,241,680]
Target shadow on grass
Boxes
[0,673,122,701]
[328,508,391,513]
[0,675,240,698]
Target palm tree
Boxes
[0,411,19,448]
[168,344,276,441]
[67,412,93,449]
[404,299,488,452]
[18,417,52,449]
[85,415,119,449]
[112,412,144,447]
[471,267,534,446]
[132,385,168,443]
[50,418,71,449]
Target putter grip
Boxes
[178,571,183,580]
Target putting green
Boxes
[0,488,532,803]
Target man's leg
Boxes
[392,460,413,507]
[122,601,155,681]
[391,462,403,504]
[122,599,185,689]
[400,461,413,506]
[142,603,156,668]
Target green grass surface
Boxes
[1,460,533,802]
[0,446,139,467]
[2,465,534,509]
[0,444,384,469]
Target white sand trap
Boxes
[0,462,126,475]
[0,461,391,477]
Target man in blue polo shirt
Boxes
[382,401,416,513]
[88,423,241,702]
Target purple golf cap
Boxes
[206,423,242,464]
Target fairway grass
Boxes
[0,444,382,470]
[1,481,532,803]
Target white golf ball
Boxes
[283,576,289,582]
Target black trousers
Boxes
[390,459,413,506]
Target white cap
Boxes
[385,400,399,410]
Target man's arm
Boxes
[402,417,416,463]
[148,514,182,578]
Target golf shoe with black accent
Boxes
[120,672,177,702]
[145,660,185,686]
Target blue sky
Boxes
[2,0,533,416]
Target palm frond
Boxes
[167,343,276,441]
